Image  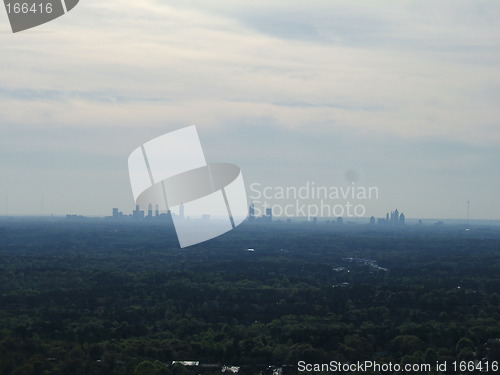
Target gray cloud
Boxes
[0,0,499,218]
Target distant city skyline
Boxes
[50,205,496,226]
[1,1,500,219]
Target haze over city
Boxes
[1,0,500,219]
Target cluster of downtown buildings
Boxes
[371,208,406,225]
[104,203,405,226]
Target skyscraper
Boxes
[133,204,144,219]
[179,203,185,220]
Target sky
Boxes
[1,0,500,220]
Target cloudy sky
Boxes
[1,0,499,220]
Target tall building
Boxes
[249,202,255,221]
[381,209,405,225]
[133,204,144,220]
[179,203,185,220]
[390,209,399,224]
[112,208,124,218]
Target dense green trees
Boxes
[0,221,499,374]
